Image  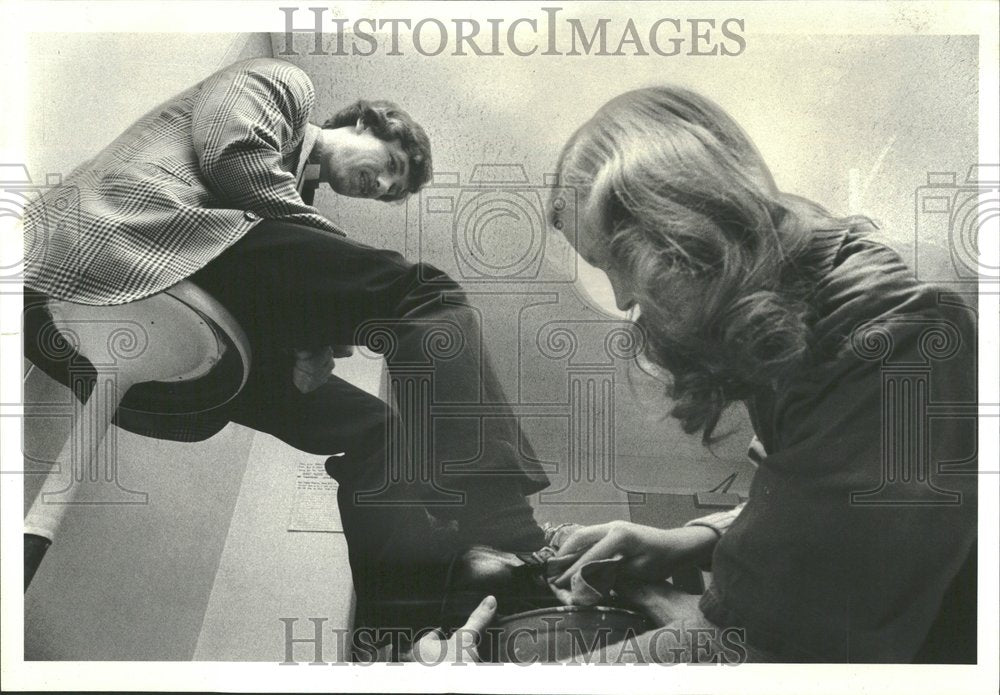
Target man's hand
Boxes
[292,345,354,393]
[548,521,718,588]
[406,595,496,664]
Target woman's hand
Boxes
[619,578,705,627]
[549,521,718,588]
[406,595,497,663]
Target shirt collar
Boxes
[296,123,323,188]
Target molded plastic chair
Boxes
[23,280,251,589]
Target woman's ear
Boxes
[354,117,366,133]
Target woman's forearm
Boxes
[651,525,719,567]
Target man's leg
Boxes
[226,365,462,635]
[189,220,547,549]
[225,351,458,562]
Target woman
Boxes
[546,87,978,663]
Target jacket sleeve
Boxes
[191,58,343,234]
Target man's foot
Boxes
[441,483,546,552]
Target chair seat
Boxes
[32,280,252,441]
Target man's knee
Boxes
[409,262,474,307]
[302,399,394,458]
[411,263,481,326]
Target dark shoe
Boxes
[442,483,546,551]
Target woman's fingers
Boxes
[553,531,626,588]
[552,523,611,558]
[543,553,580,578]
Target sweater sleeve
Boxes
[701,291,978,662]
[684,435,760,537]
[684,504,745,537]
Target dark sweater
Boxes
[700,225,978,662]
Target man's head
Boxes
[315,100,432,202]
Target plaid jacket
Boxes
[24,58,343,305]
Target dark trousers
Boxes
[25,220,548,630]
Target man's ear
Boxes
[354,117,367,133]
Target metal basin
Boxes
[480,605,654,663]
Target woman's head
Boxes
[550,86,840,440]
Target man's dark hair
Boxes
[323,100,432,200]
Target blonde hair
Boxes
[551,86,858,440]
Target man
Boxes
[24,58,549,619]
